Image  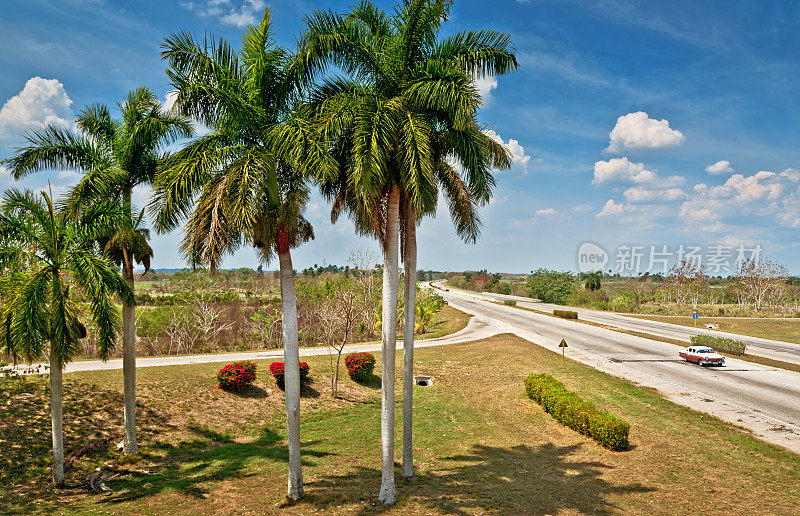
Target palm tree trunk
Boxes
[402,209,416,478]
[378,185,400,505]
[279,248,303,501]
[121,188,138,455]
[49,356,64,487]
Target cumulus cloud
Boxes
[605,111,684,153]
[474,76,498,105]
[163,91,178,113]
[180,0,265,27]
[596,199,625,218]
[593,157,656,184]
[535,207,558,217]
[0,77,74,141]
[623,186,686,203]
[483,129,531,174]
[705,160,734,175]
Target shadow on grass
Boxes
[102,425,334,504]
[304,442,656,514]
[353,372,381,390]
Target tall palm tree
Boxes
[5,88,192,455]
[301,0,517,502]
[0,189,132,486]
[155,9,333,501]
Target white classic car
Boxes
[679,346,725,366]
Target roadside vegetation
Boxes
[3,335,799,514]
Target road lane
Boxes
[436,284,800,453]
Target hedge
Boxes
[690,335,747,356]
[553,309,578,320]
[524,373,629,450]
[504,299,517,306]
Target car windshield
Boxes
[697,348,713,353]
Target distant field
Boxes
[3,334,799,514]
[630,315,800,344]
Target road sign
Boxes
[692,313,698,320]
[559,339,568,347]
[559,339,567,365]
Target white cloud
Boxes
[483,129,531,174]
[605,111,684,153]
[593,157,656,184]
[0,77,74,141]
[596,199,625,218]
[180,0,265,28]
[535,207,558,217]
[163,91,178,113]
[474,76,498,105]
[705,160,734,175]
[623,186,686,203]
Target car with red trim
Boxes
[679,346,725,366]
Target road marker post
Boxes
[693,311,698,327]
[559,339,568,365]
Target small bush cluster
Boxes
[217,361,257,391]
[269,361,310,390]
[503,299,517,306]
[524,373,629,450]
[690,335,747,356]
[345,352,376,382]
[553,309,578,320]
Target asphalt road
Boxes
[432,282,800,453]
[440,284,800,365]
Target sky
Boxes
[2,0,800,275]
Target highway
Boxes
[432,282,800,453]
[440,284,800,365]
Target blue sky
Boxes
[2,0,800,274]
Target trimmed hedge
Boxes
[553,309,578,320]
[690,335,747,356]
[504,299,517,306]
[269,361,310,390]
[344,352,376,382]
[524,373,629,450]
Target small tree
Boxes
[312,277,359,397]
[526,269,576,303]
[0,189,132,486]
[581,271,602,292]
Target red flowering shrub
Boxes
[217,361,257,392]
[269,361,310,390]
[344,352,376,382]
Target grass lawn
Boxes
[630,314,800,344]
[2,334,800,514]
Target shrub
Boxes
[269,361,310,389]
[524,373,629,450]
[217,361,257,391]
[345,352,376,382]
[690,335,747,356]
[504,299,517,306]
[553,309,578,320]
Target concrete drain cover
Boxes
[415,375,432,386]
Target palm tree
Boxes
[5,88,192,455]
[155,9,333,501]
[0,189,132,486]
[582,271,602,292]
[301,0,517,501]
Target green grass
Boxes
[3,334,800,514]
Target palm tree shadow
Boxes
[101,426,334,504]
[304,442,655,514]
